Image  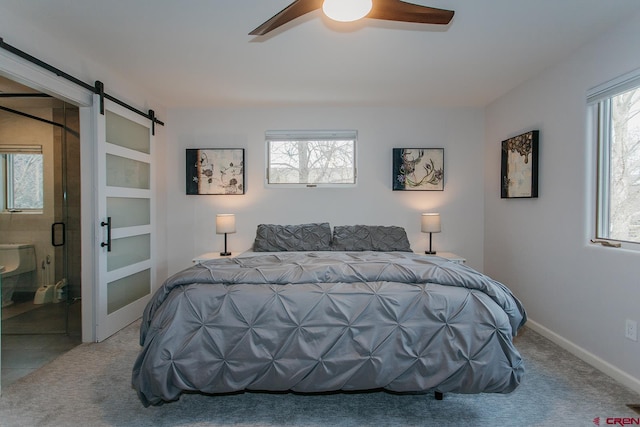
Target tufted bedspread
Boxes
[132,251,526,406]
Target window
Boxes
[266,130,357,187]
[589,69,640,245]
[1,145,44,212]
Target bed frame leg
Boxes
[434,391,444,400]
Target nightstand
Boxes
[192,252,235,264]
[418,251,466,264]
[438,252,466,264]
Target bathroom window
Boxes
[265,130,357,187]
[588,69,640,247]
[0,145,44,212]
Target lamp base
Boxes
[220,232,231,256]
[425,250,437,255]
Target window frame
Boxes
[588,68,640,250]
[264,130,358,188]
[0,145,44,213]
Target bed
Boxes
[132,223,526,407]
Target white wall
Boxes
[484,12,640,391]
[165,107,485,274]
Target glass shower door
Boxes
[52,104,81,336]
[0,100,80,335]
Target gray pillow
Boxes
[331,225,412,252]
[253,223,332,252]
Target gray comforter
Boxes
[132,251,526,406]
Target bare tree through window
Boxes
[1,150,44,211]
[608,87,640,241]
[267,133,356,186]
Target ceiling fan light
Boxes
[322,0,373,23]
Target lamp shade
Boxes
[421,213,441,233]
[216,214,236,234]
[322,0,372,22]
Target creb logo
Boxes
[594,418,640,426]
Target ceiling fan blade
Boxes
[249,0,324,36]
[367,0,454,25]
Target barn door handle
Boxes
[100,217,112,252]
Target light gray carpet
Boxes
[0,320,638,426]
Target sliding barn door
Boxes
[95,96,155,341]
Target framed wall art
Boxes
[393,148,444,191]
[501,130,539,198]
[186,148,245,195]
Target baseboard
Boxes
[526,319,640,395]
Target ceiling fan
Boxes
[249,0,455,36]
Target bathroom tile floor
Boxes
[1,301,81,388]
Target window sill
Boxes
[1,210,43,215]
[589,238,640,252]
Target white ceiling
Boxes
[2,0,640,108]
